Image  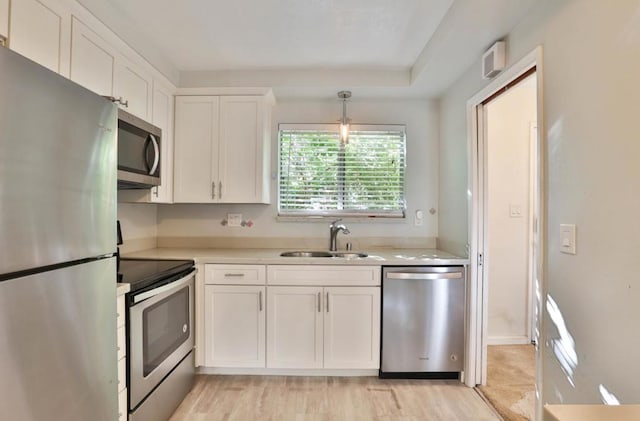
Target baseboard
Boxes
[197,367,379,377]
[487,336,531,345]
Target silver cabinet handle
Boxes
[259,290,263,312]
[219,181,222,199]
[153,187,159,197]
[148,134,160,175]
[212,181,216,199]
[317,292,321,312]
[224,273,245,277]
[326,292,329,313]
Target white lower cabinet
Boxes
[323,287,381,369]
[204,264,381,372]
[266,286,380,370]
[204,285,266,368]
[116,286,129,421]
[266,286,324,369]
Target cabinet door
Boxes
[70,17,115,97]
[323,287,381,369]
[218,96,266,203]
[114,57,152,119]
[204,285,265,368]
[267,286,323,369]
[149,81,175,203]
[9,0,71,76]
[173,96,220,203]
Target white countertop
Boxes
[123,247,469,266]
[116,283,130,296]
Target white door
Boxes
[114,57,152,119]
[204,285,265,368]
[69,17,115,97]
[173,96,220,203]
[267,286,323,369]
[218,96,263,203]
[9,0,71,76]
[150,81,175,203]
[323,287,381,369]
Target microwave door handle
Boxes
[148,134,160,175]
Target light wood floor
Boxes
[169,375,501,421]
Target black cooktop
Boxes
[118,258,194,293]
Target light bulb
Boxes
[340,122,349,143]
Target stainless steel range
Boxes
[118,258,196,421]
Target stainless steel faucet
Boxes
[329,219,350,251]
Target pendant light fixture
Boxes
[337,90,351,144]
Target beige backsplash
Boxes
[156,236,436,250]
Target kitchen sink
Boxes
[280,251,368,258]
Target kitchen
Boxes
[1,0,639,420]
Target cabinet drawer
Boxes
[205,264,266,285]
[267,265,381,286]
[117,357,126,393]
[117,325,126,360]
[116,296,125,328]
[118,387,127,421]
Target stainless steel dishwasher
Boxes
[380,266,465,378]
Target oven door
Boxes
[129,269,195,410]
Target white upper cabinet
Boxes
[69,17,114,97]
[173,96,220,203]
[114,56,152,119]
[0,0,9,41]
[9,0,71,76]
[218,96,269,203]
[149,80,176,203]
[70,17,151,120]
[173,94,272,204]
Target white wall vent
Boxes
[482,41,506,79]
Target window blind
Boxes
[278,124,406,217]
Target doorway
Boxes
[478,70,538,421]
[465,47,544,421]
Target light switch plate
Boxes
[560,224,576,254]
[227,213,242,227]
[509,204,523,218]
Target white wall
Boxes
[117,203,158,252]
[486,76,537,343]
[438,0,640,406]
[157,98,440,247]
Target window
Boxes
[278,124,406,217]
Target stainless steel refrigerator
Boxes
[0,47,119,420]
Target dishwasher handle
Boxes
[386,272,463,280]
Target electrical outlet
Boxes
[227,213,242,227]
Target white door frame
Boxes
[464,46,545,390]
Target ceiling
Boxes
[77,0,539,98]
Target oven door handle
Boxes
[133,269,196,304]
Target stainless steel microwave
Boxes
[117,109,162,189]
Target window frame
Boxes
[277,123,407,219]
